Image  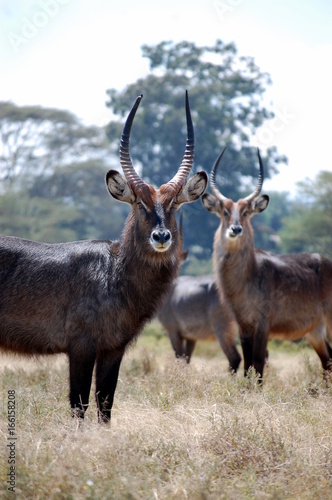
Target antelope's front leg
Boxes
[68,340,96,419]
[95,350,124,424]
[239,329,254,377]
[253,327,269,382]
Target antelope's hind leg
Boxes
[184,339,196,363]
[305,322,332,375]
[168,330,186,360]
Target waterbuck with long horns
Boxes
[202,148,332,381]
[0,92,208,423]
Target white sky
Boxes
[0,0,331,195]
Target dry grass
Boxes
[1,323,332,499]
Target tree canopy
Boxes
[0,101,107,192]
[0,101,128,243]
[278,171,332,259]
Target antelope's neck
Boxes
[115,222,181,328]
[213,229,257,301]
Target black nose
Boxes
[230,225,242,235]
[152,230,171,245]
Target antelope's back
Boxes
[158,274,220,339]
[256,251,331,336]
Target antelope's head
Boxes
[202,148,269,251]
[106,92,208,260]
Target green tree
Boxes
[29,160,129,241]
[278,171,332,258]
[105,40,287,257]
[0,161,129,243]
[0,102,127,243]
[0,101,107,192]
[0,192,83,242]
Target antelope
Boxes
[0,92,208,423]
[202,147,332,381]
[157,230,241,370]
[158,272,241,370]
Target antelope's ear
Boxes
[181,248,189,263]
[251,194,269,214]
[106,170,136,205]
[202,193,222,217]
[175,171,208,207]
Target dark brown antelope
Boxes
[0,92,208,423]
[202,148,332,381]
[158,272,241,370]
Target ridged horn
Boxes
[119,94,147,192]
[243,148,264,202]
[210,147,229,202]
[167,90,195,191]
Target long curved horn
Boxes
[119,94,147,192]
[167,90,195,191]
[243,148,264,202]
[210,147,229,202]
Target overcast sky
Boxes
[1,0,331,194]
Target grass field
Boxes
[1,321,332,499]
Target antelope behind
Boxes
[202,148,332,381]
[0,92,208,423]
[158,272,241,370]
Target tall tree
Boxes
[0,158,130,243]
[105,40,287,255]
[0,102,127,243]
[0,101,108,192]
[278,171,332,258]
[0,192,83,243]
[29,160,129,241]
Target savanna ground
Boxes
[1,321,331,499]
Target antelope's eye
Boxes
[223,209,229,217]
[137,201,145,210]
[242,210,247,217]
